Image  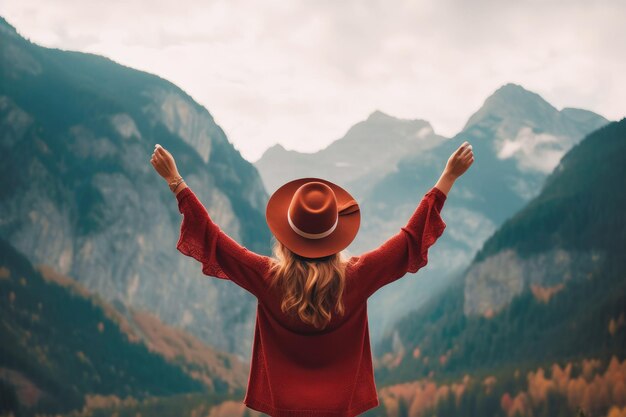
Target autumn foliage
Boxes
[378,356,626,417]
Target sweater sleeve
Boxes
[175,186,270,298]
[351,186,447,299]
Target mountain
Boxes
[464,115,625,317]
[254,109,447,199]
[0,237,252,416]
[254,110,452,346]
[0,16,271,359]
[361,83,609,344]
[368,119,626,417]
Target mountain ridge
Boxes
[254,108,444,197]
[0,236,249,413]
[368,119,626,417]
[0,15,270,359]
[336,82,608,345]
[255,109,435,164]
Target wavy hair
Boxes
[268,239,349,330]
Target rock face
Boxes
[458,83,609,201]
[264,84,608,339]
[0,17,271,359]
[463,248,606,317]
[461,118,626,319]
[0,237,250,413]
[372,120,626,396]
[255,82,609,344]
[356,83,609,343]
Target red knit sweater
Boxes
[176,185,447,417]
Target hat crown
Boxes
[288,182,338,236]
[266,176,361,258]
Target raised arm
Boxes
[434,140,473,195]
[174,187,270,297]
[150,143,270,298]
[350,141,474,299]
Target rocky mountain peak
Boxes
[256,142,289,162]
[366,109,396,122]
[462,83,560,131]
[0,15,272,360]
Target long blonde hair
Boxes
[268,239,349,330]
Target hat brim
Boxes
[266,177,361,259]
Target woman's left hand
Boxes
[150,144,180,182]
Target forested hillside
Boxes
[0,15,271,358]
[367,119,626,417]
[0,237,255,416]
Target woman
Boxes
[150,141,474,417]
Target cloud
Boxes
[2,0,625,162]
[497,127,566,173]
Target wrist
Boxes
[168,176,185,193]
[434,171,456,197]
[171,181,186,194]
[166,174,182,183]
[441,171,457,182]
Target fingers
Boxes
[151,144,162,167]
[154,144,166,157]
[154,144,174,162]
[459,143,473,159]
[454,141,470,156]
[457,141,474,168]
[152,144,169,163]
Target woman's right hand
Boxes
[444,141,474,179]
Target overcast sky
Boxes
[2,0,624,162]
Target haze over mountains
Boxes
[1,8,610,360]
[255,82,609,342]
[368,118,626,417]
[2,13,623,417]
[0,16,270,360]
[255,111,446,198]
[0,237,250,414]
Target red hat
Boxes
[266,177,361,259]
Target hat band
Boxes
[287,211,338,240]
